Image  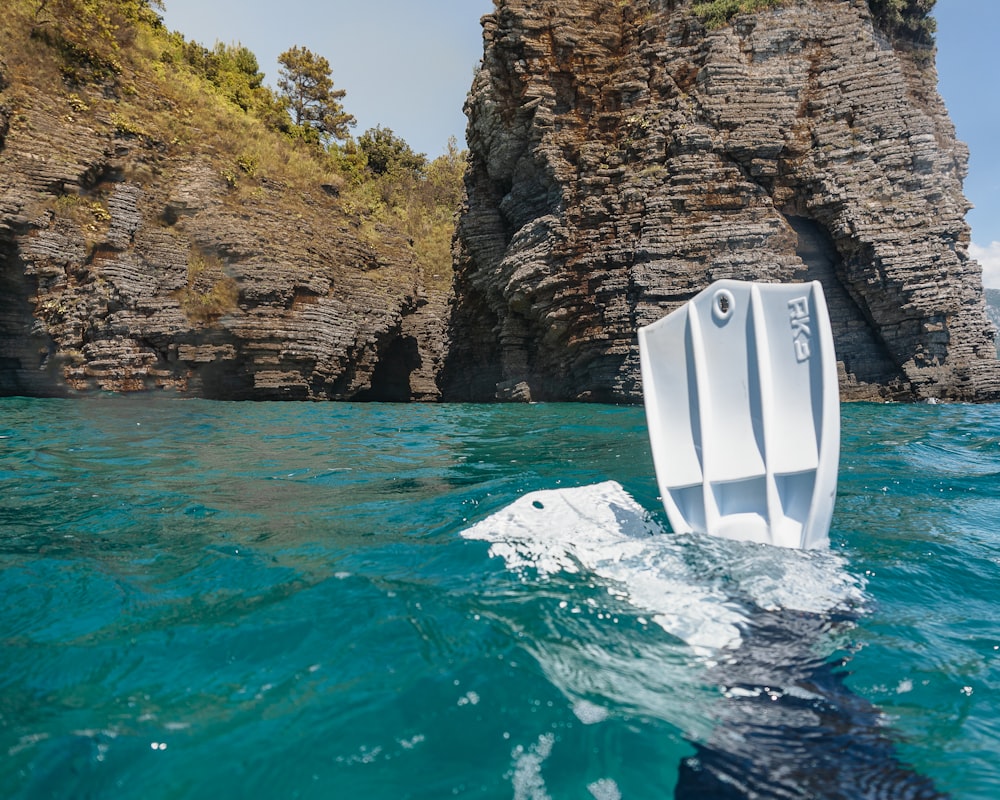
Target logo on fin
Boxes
[788,297,811,361]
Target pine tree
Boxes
[277,45,355,147]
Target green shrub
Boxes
[30,0,163,84]
[177,39,280,119]
[867,0,936,46]
[356,126,427,179]
[236,153,259,177]
[110,111,147,138]
[174,252,239,324]
[692,0,784,29]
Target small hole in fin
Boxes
[712,288,735,323]
[532,500,545,510]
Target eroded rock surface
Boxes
[444,0,1000,402]
[0,60,447,400]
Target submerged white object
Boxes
[461,480,862,650]
[461,480,749,650]
[638,280,840,549]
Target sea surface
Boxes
[0,397,997,799]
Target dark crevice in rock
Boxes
[355,334,421,403]
[0,240,65,397]
[785,214,910,396]
[78,161,123,192]
[440,289,503,402]
[0,106,9,153]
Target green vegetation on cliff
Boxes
[334,128,466,288]
[692,0,784,30]
[24,0,164,83]
[868,0,936,46]
[692,0,936,46]
[276,45,355,147]
[0,0,465,282]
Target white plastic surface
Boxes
[638,280,840,549]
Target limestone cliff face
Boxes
[0,63,447,400]
[445,0,1000,402]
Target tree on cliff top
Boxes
[357,126,427,179]
[277,45,355,147]
[868,0,936,46]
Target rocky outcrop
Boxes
[0,46,447,400]
[4,1,998,404]
[444,0,1000,402]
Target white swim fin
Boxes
[638,280,839,549]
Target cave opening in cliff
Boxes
[0,244,61,397]
[194,357,255,401]
[785,214,907,392]
[356,335,421,403]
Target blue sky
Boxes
[160,0,492,157]
[160,0,998,286]
[934,1,999,287]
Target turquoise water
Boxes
[0,397,997,798]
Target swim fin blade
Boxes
[638,280,840,549]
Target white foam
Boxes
[588,778,622,800]
[740,548,864,613]
[509,734,555,800]
[463,482,864,653]
[572,698,610,725]
[464,481,747,651]
[689,530,865,613]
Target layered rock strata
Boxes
[0,62,447,400]
[444,0,1000,402]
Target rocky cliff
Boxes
[0,8,448,400]
[444,0,1000,402]
[4,1,997,405]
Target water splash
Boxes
[463,480,863,653]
